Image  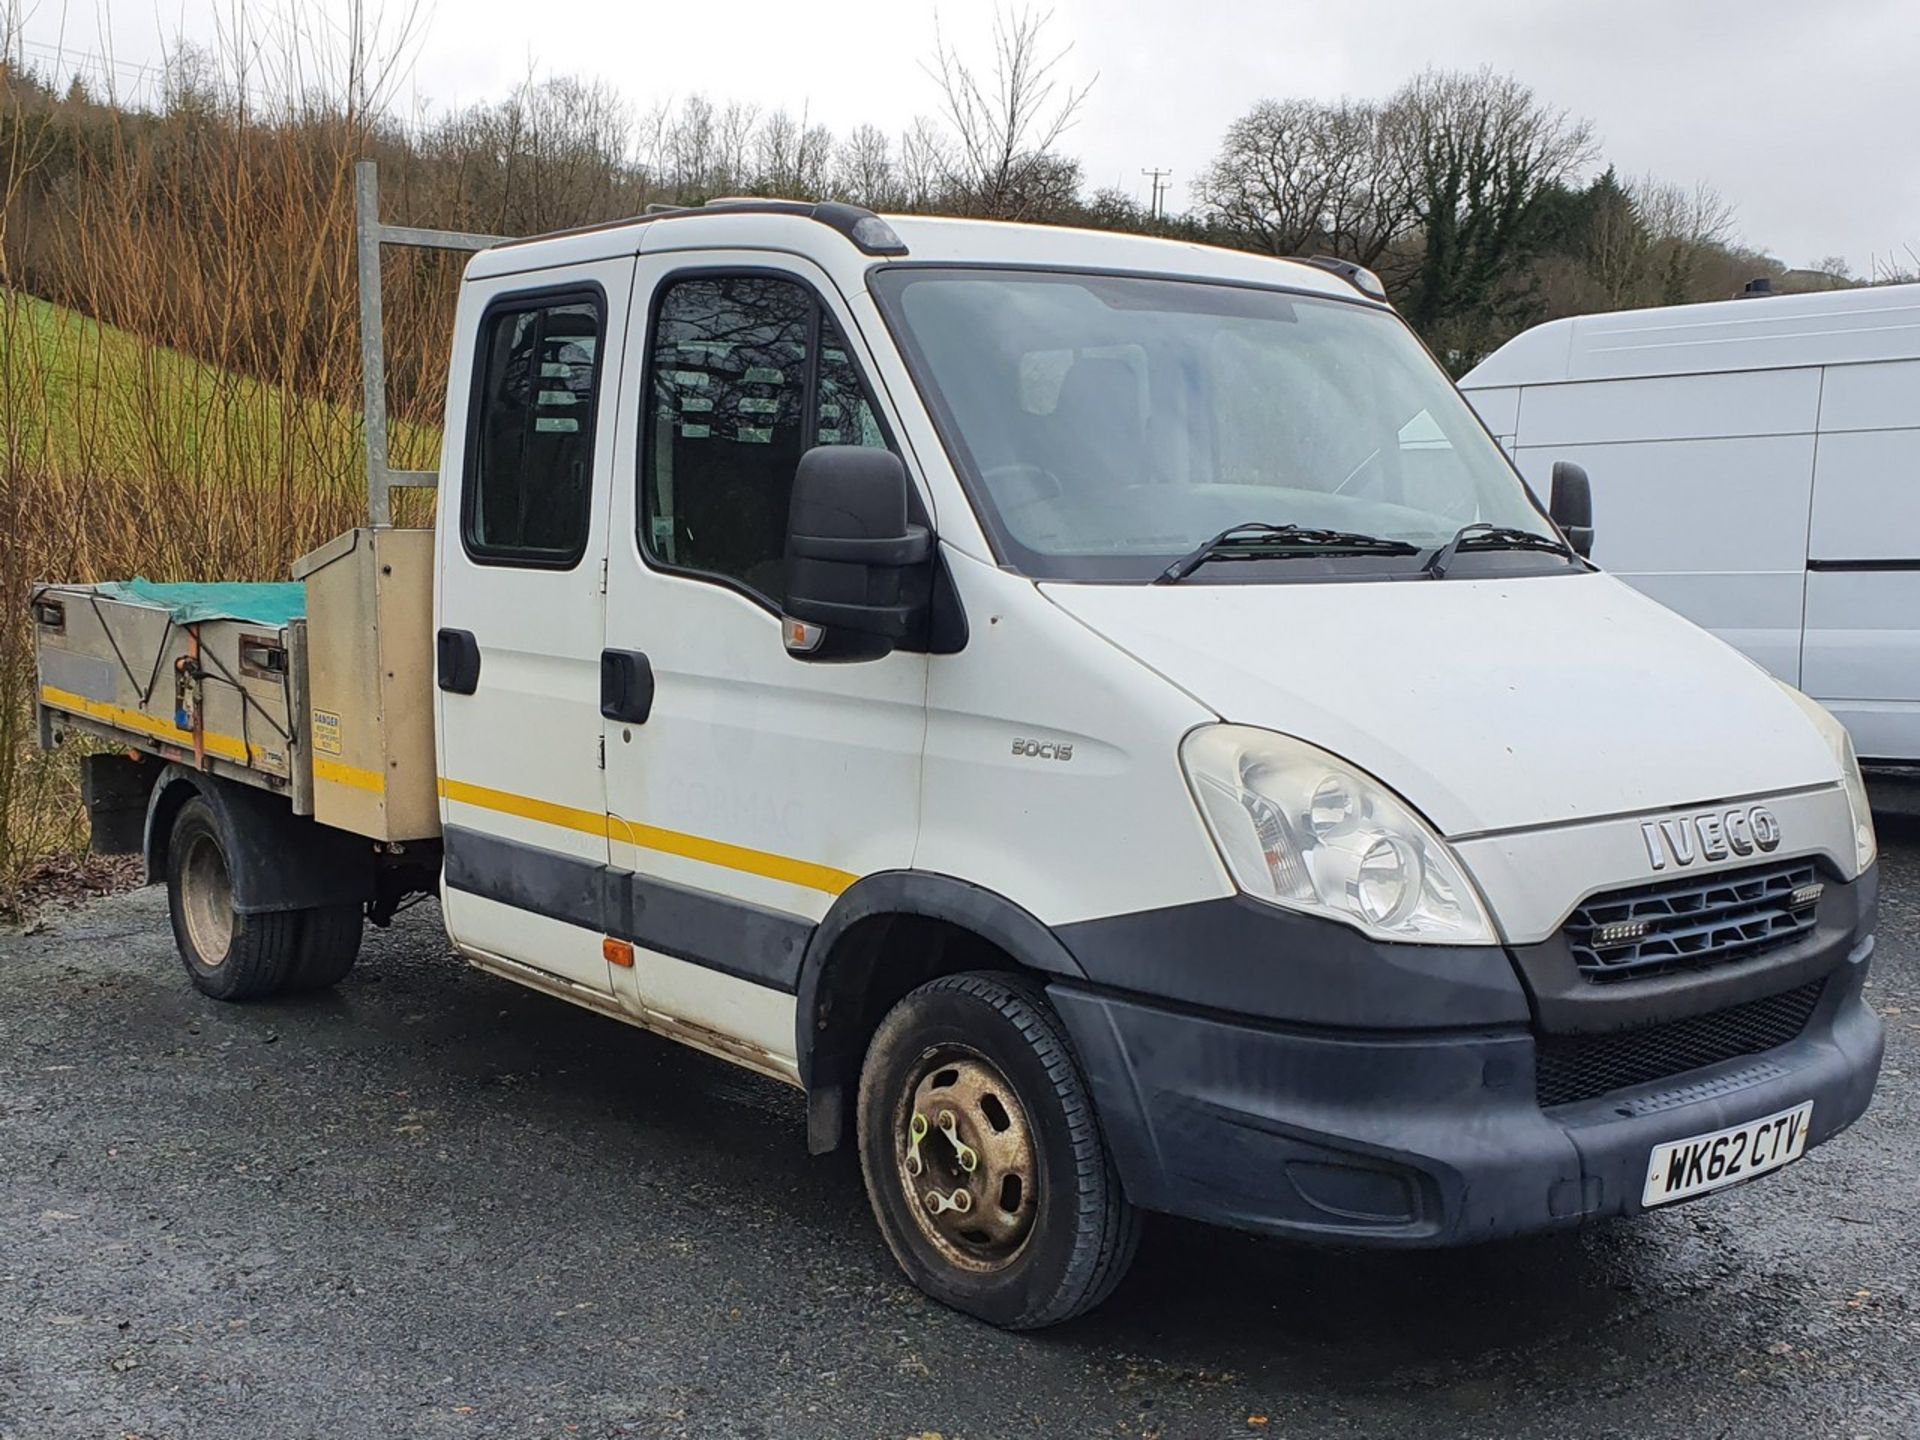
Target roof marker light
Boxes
[849,215,908,255]
[1302,254,1390,303]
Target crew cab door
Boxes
[435,261,634,993]
[599,252,926,1066]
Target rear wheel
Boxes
[166,797,298,1001]
[856,972,1139,1329]
[286,903,363,991]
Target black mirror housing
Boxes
[1550,460,1594,558]
[784,446,932,662]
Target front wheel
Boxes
[856,972,1140,1329]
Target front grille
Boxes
[1535,980,1825,1109]
[1566,859,1821,983]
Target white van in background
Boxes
[1460,282,1920,769]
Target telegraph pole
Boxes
[1140,167,1171,220]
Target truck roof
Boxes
[1461,281,1920,389]
[464,206,1368,303]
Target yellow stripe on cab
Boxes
[436,775,857,897]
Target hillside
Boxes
[0,290,438,901]
[0,291,437,497]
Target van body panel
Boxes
[1514,368,1822,446]
[1808,427,1920,561]
[1040,571,1837,838]
[1817,356,1920,431]
[1463,285,1920,386]
[1802,572,1920,757]
[1463,283,1920,763]
[434,256,636,995]
[1505,434,1816,682]
[915,551,1230,929]
[600,249,927,1021]
[1465,384,1520,442]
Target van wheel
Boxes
[287,903,363,991]
[166,797,297,1001]
[857,972,1140,1329]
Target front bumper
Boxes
[1051,930,1883,1246]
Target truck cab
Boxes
[37,201,1884,1329]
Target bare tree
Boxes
[1197,98,1415,264]
[898,115,950,211]
[1580,167,1647,309]
[754,108,801,194]
[1868,245,1919,285]
[1633,174,1736,302]
[714,100,759,193]
[661,94,716,196]
[833,122,899,208]
[925,5,1095,219]
[1389,67,1596,355]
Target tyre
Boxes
[286,903,363,991]
[856,971,1140,1329]
[165,796,298,1001]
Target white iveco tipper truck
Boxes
[33,167,1883,1328]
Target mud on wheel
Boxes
[857,971,1139,1329]
[165,796,300,1001]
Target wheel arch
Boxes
[142,767,201,888]
[795,870,1085,1154]
[144,765,377,914]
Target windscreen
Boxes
[875,269,1558,581]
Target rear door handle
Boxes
[600,649,654,724]
[436,628,481,695]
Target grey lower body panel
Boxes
[441,825,812,992]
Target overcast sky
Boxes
[18,0,1920,274]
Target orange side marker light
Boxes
[603,937,635,968]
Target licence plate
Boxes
[1642,1101,1813,1208]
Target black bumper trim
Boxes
[1053,925,1883,1247]
[1056,892,1531,1030]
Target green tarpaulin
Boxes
[95,579,306,628]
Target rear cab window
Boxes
[462,290,606,568]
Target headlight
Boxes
[1777,683,1877,875]
[1179,725,1496,944]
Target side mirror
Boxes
[1550,460,1594,558]
[783,446,932,662]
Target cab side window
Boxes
[464,292,603,566]
[643,274,889,605]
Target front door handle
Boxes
[600,649,654,724]
[436,628,481,695]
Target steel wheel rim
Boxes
[181,832,234,967]
[894,1046,1038,1273]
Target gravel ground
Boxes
[2,823,1916,1440]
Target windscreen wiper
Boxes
[1424,523,1577,580]
[1155,523,1420,584]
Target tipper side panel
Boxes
[33,586,298,788]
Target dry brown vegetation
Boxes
[0,3,1867,906]
[0,13,453,902]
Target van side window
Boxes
[463,294,603,566]
[643,274,889,605]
